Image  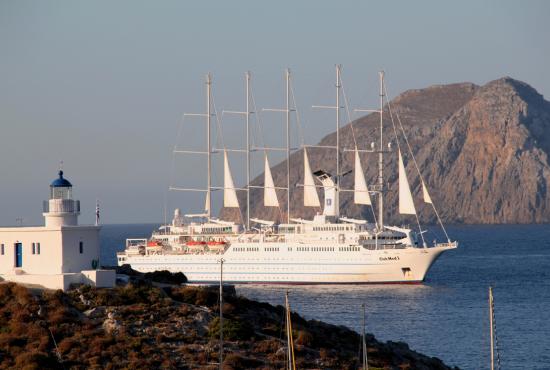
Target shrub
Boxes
[144,270,187,285]
[208,317,254,341]
[222,353,263,369]
[295,330,313,347]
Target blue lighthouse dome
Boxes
[51,170,72,187]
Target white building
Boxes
[0,170,115,290]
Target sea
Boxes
[100,224,550,370]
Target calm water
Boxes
[101,224,550,370]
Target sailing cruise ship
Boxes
[117,67,457,284]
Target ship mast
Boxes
[246,71,251,230]
[206,73,213,219]
[335,65,341,218]
[285,69,291,224]
[378,71,385,229]
[311,65,343,218]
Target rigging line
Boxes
[384,84,450,242]
[339,72,358,149]
[212,93,226,151]
[291,77,325,217]
[289,79,305,147]
[340,72,379,226]
[170,113,187,189]
[251,85,285,222]
[382,78,426,246]
[213,93,245,227]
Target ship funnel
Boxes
[313,170,339,217]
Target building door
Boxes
[15,243,22,268]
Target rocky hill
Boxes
[0,281,457,369]
[220,77,550,224]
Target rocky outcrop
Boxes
[0,282,458,369]
[220,77,550,224]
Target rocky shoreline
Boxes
[0,273,458,369]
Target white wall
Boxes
[0,225,101,275]
[0,227,63,274]
[61,226,101,273]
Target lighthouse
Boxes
[0,168,115,290]
[43,170,80,227]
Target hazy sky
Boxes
[1,0,548,225]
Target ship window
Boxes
[79,241,83,254]
[32,243,36,254]
[1,244,4,255]
[37,243,41,254]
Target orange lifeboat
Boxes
[186,240,207,246]
[207,241,226,246]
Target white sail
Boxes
[354,150,372,205]
[204,191,210,213]
[421,180,433,204]
[303,149,320,207]
[263,155,280,207]
[223,151,240,208]
[398,149,416,215]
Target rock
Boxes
[102,317,120,334]
[79,294,91,306]
[220,77,550,224]
[83,306,106,319]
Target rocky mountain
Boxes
[220,77,550,224]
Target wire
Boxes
[384,83,450,242]
[250,84,285,222]
[340,71,378,225]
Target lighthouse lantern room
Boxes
[43,170,80,227]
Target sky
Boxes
[0,0,549,225]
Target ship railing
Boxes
[362,244,407,250]
[435,241,458,248]
[126,238,148,249]
[43,199,80,213]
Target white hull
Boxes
[119,243,452,284]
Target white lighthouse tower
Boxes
[43,170,80,227]
[0,169,115,290]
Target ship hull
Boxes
[118,243,453,284]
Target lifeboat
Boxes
[145,240,163,255]
[207,240,227,252]
[207,241,226,246]
[186,240,207,246]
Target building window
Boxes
[32,243,36,254]
[37,243,41,255]
[1,244,4,255]
[79,241,83,254]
